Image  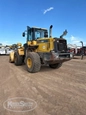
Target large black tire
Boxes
[14,52,23,66]
[26,52,41,73]
[49,63,62,69]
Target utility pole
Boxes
[80,41,84,60]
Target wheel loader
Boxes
[9,25,73,73]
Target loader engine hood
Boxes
[54,38,67,53]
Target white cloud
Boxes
[70,35,81,45]
[70,35,86,46]
[70,35,80,43]
[43,7,54,14]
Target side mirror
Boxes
[22,32,25,37]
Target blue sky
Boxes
[0,0,86,46]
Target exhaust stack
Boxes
[60,29,68,38]
[49,25,53,37]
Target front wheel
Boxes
[26,52,41,73]
[49,63,62,69]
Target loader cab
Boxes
[22,26,48,42]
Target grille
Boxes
[58,40,67,52]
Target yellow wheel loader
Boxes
[9,25,73,73]
[9,43,23,63]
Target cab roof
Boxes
[32,27,47,30]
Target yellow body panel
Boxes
[27,38,54,52]
[36,38,54,52]
[18,48,24,55]
[27,41,31,45]
[27,41,37,45]
[9,51,15,62]
[32,41,37,45]
[17,43,22,47]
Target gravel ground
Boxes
[0,55,86,115]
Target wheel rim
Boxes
[27,58,32,68]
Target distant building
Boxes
[67,44,86,55]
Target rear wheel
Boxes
[14,52,23,66]
[26,52,41,73]
[49,63,62,69]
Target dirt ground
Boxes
[0,55,86,115]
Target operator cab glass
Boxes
[27,27,48,41]
[35,30,48,39]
